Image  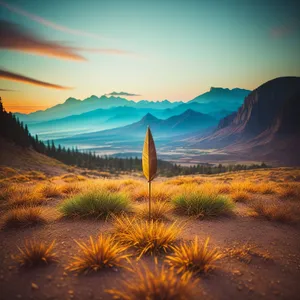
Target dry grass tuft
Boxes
[231,190,251,202]
[131,183,176,202]
[14,240,57,267]
[106,261,197,300]
[113,216,181,258]
[7,186,45,207]
[37,184,62,198]
[278,183,300,200]
[1,207,49,229]
[251,200,300,223]
[166,237,222,275]
[66,235,130,274]
[137,201,172,221]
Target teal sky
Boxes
[0,0,299,113]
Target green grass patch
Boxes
[59,190,131,219]
[172,191,234,218]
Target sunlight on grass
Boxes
[113,215,181,258]
[106,260,197,300]
[251,200,300,223]
[66,235,130,274]
[1,207,49,229]
[137,201,172,221]
[59,190,131,219]
[231,190,251,202]
[166,237,222,275]
[37,183,62,198]
[14,240,57,267]
[172,190,234,218]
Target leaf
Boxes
[142,127,157,182]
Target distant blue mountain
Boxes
[15,87,250,125]
[15,95,183,123]
[56,109,217,147]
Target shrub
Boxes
[14,240,57,267]
[166,237,222,275]
[113,216,181,258]
[137,201,172,221]
[1,207,48,228]
[66,235,130,274]
[172,191,233,218]
[106,261,197,300]
[59,190,131,219]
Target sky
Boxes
[0,0,299,113]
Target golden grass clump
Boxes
[106,261,197,300]
[278,183,300,200]
[58,182,82,195]
[61,173,86,182]
[230,181,257,193]
[131,183,176,202]
[166,237,222,275]
[8,186,45,207]
[231,190,251,202]
[14,240,57,267]
[1,207,48,229]
[113,216,181,258]
[67,235,130,274]
[37,183,62,198]
[251,200,300,223]
[137,201,172,221]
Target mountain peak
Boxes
[141,113,159,123]
[64,97,79,104]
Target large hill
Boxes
[184,77,300,165]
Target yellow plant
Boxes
[113,215,181,258]
[137,201,172,221]
[66,235,130,274]
[1,207,48,228]
[106,260,197,300]
[14,240,57,267]
[231,190,251,202]
[37,184,62,198]
[166,237,222,275]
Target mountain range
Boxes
[56,109,217,146]
[183,77,300,165]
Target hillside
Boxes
[184,77,300,165]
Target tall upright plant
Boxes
[142,126,157,220]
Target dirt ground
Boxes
[0,205,300,300]
[1,168,300,300]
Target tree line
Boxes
[0,97,270,175]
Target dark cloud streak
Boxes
[0,69,73,90]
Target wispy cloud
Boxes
[0,0,101,39]
[0,69,73,90]
[0,20,135,60]
[106,91,141,97]
[0,20,86,61]
[0,88,18,92]
[270,21,296,38]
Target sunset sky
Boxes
[0,0,299,113]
